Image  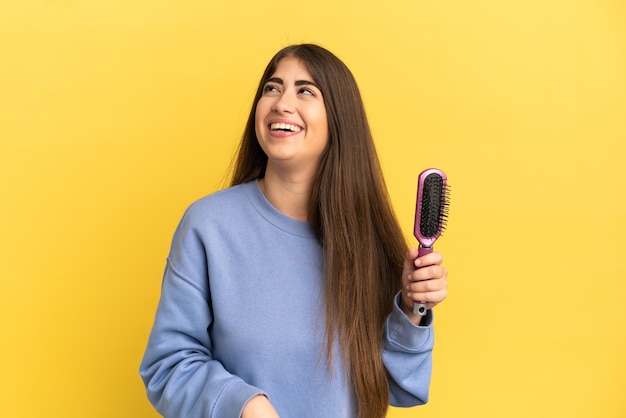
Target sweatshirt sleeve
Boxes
[139,209,265,418]
[383,292,434,407]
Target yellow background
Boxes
[1,0,625,417]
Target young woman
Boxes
[140,44,448,418]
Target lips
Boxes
[269,122,303,133]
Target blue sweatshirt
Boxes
[140,180,434,417]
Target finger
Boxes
[408,288,448,308]
[414,251,443,268]
[407,280,448,303]
[408,265,447,283]
[408,275,448,293]
[405,275,447,309]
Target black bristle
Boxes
[420,173,450,238]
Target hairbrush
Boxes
[413,168,450,316]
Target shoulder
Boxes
[183,181,256,223]
[167,181,258,254]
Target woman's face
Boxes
[255,56,329,176]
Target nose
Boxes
[272,91,296,113]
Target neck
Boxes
[259,166,312,222]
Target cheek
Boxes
[254,101,265,124]
[306,102,326,128]
[315,110,329,139]
[254,102,268,135]
[256,95,274,118]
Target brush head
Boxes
[414,168,449,247]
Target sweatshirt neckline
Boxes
[247,180,316,238]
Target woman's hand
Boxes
[241,395,280,418]
[401,248,448,325]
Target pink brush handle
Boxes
[412,246,433,316]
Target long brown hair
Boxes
[231,44,408,418]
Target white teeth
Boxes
[270,122,302,132]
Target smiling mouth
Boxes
[270,122,302,133]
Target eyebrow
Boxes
[266,77,321,90]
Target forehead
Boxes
[269,56,314,81]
